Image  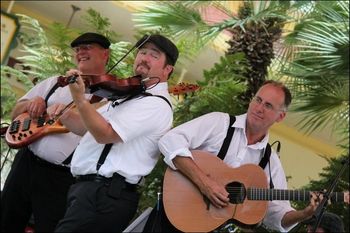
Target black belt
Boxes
[75,173,137,192]
[28,149,70,172]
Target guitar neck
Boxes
[247,188,344,202]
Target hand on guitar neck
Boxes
[308,190,350,207]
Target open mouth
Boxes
[78,57,89,62]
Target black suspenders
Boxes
[95,93,172,171]
[217,116,236,160]
[217,115,271,170]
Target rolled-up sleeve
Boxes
[159,112,229,170]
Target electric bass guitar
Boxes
[4,83,200,149]
[5,112,69,149]
[163,150,349,232]
[4,100,108,149]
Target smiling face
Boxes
[246,83,287,134]
[133,42,173,82]
[73,43,109,74]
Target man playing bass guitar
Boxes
[1,32,110,232]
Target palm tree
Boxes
[133,0,349,144]
[279,1,349,147]
[134,1,292,107]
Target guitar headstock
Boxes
[168,82,200,95]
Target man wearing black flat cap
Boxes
[54,34,178,232]
[135,34,179,66]
[71,32,111,49]
[1,32,110,232]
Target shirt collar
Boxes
[146,82,169,94]
[233,113,270,149]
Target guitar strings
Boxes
[51,101,75,121]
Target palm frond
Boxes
[174,53,249,125]
[108,41,134,77]
[278,1,348,141]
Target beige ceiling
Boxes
[1,0,226,83]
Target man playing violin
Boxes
[1,32,111,232]
[54,34,178,232]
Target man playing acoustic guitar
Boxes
[158,80,348,232]
[1,32,110,232]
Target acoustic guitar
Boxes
[163,150,348,232]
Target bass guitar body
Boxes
[5,112,69,149]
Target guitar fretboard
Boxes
[247,188,344,202]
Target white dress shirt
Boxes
[158,112,296,232]
[71,82,173,184]
[19,76,91,165]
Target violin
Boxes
[57,74,145,99]
[57,75,200,99]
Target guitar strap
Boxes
[44,82,60,106]
[217,115,271,170]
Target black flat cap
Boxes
[136,34,179,65]
[304,212,344,232]
[71,32,111,49]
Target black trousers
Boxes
[1,147,74,232]
[55,175,140,232]
[143,198,182,233]
[142,197,232,233]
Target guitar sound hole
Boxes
[226,182,246,204]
